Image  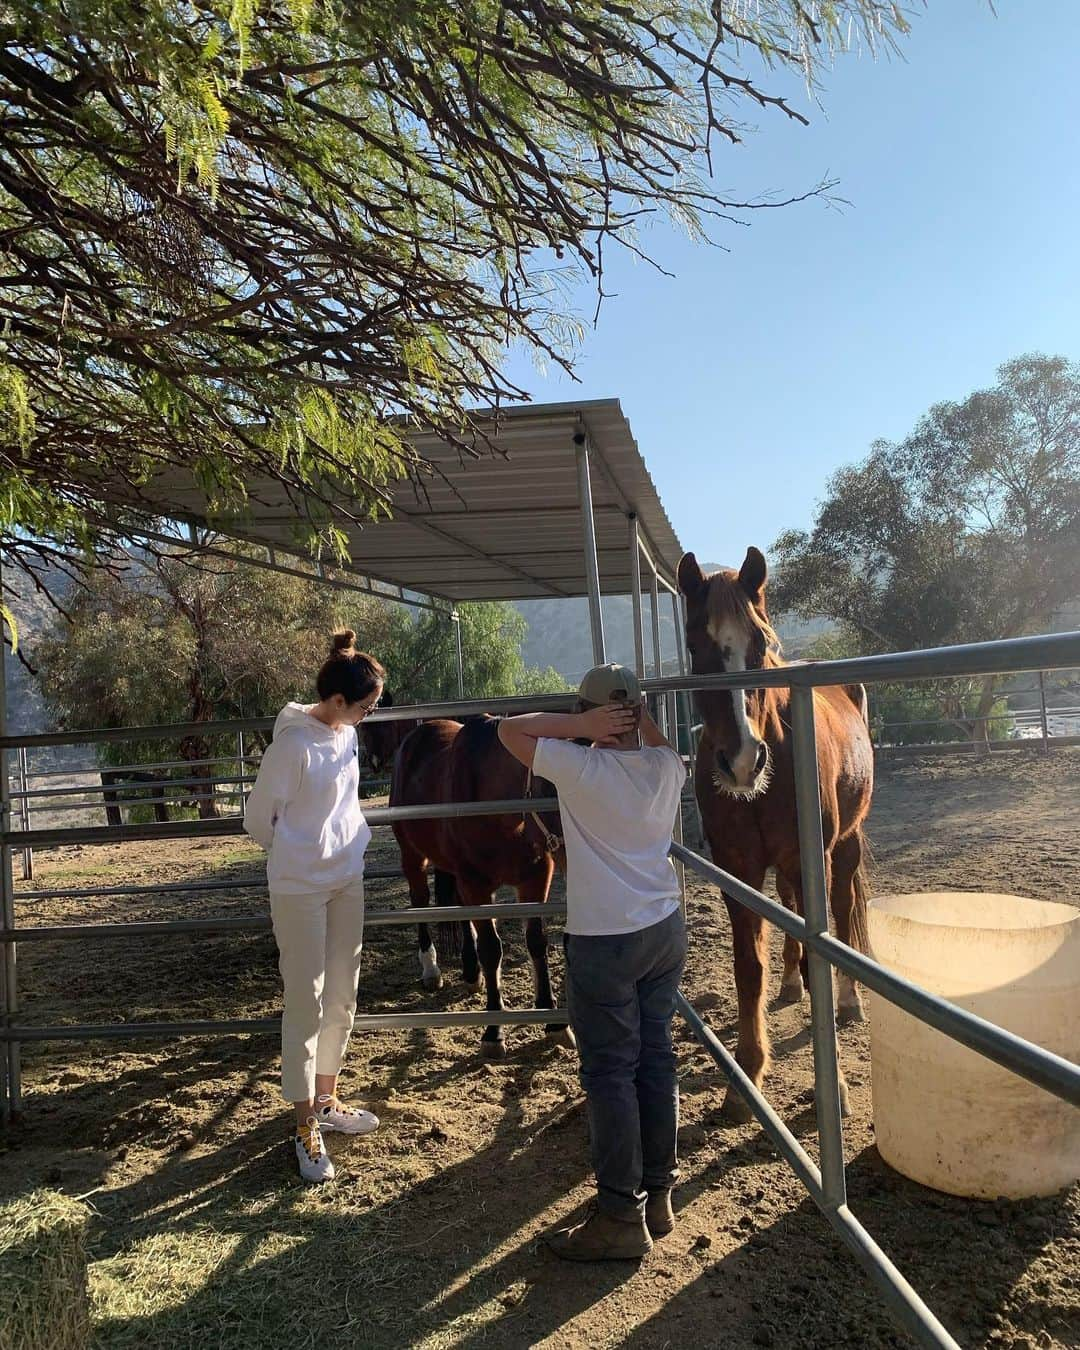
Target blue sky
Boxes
[500,2,1080,570]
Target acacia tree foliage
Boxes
[0,0,909,615]
[772,354,1080,739]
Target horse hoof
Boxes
[721,1090,754,1125]
[839,1080,853,1119]
[546,1025,576,1050]
[463,977,483,994]
[778,980,805,1005]
[421,972,443,992]
[479,1038,507,1060]
[837,1002,866,1027]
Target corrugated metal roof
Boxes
[128,400,683,602]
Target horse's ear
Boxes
[738,547,767,603]
[678,552,706,599]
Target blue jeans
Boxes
[564,909,687,1220]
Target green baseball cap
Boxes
[577,663,642,707]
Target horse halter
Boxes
[523,767,562,855]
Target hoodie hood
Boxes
[273,702,340,742]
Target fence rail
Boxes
[2,627,1079,1350]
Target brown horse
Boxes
[363,692,484,991]
[678,547,874,1121]
[390,715,572,1057]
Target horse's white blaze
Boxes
[419,946,440,980]
[706,614,764,787]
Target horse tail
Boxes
[844,682,869,727]
[433,868,464,958]
[388,722,416,808]
[849,828,873,956]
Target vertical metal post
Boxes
[0,609,20,1121]
[628,515,645,676]
[574,431,606,665]
[676,592,697,775]
[669,590,687,756]
[452,611,465,698]
[676,590,705,852]
[1037,671,1049,754]
[790,683,847,1210]
[666,661,686,910]
[668,585,692,900]
[236,730,247,809]
[649,564,667,735]
[17,748,32,882]
[665,688,679,761]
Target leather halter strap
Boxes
[523,767,562,855]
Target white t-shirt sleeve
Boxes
[657,744,688,783]
[532,737,589,789]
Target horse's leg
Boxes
[518,863,575,1049]
[461,921,481,993]
[776,873,805,1004]
[785,866,853,1118]
[432,868,471,987]
[831,832,866,1026]
[447,859,479,993]
[722,865,769,1124]
[463,880,505,1058]
[778,866,811,995]
[101,771,122,829]
[401,844,442,992]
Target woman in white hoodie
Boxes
[244,629,384,1182]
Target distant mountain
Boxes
[515,593,680,685]
[514,563,836,682]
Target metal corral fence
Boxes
[2,633,1080,1349]
[874,667,1080,755]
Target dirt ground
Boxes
[1,748,1078,1350]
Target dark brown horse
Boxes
[390,716,571,1057]
[359,691,416,777]
[678,547,874,1121]
[362,692,482,992]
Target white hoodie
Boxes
[244,703,371,894]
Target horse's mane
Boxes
[709,569,784,665]
[454,716,501,786]
[705,568,788,739]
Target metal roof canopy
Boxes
[141,400,684,609]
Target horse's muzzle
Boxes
[714,740,769,795]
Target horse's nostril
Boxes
[754,742,768,775]
[715,750,733,780]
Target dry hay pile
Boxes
[0,1188,92,1350]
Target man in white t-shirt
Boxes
[498,664,687,1261]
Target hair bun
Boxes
[331,628,357,655]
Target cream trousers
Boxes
[269,881,365,1103]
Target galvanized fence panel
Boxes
[1,628,1078,1350]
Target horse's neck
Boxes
[759,656,791,743]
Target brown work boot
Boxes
[645,1190,675,1238]
[546,1208,653,1262]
